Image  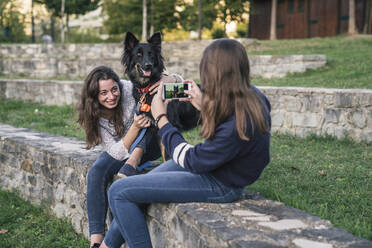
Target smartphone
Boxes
[162,82,192,100]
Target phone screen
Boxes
[163,83,190,100]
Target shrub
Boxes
[212,28,225,39]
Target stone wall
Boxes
[0,124,370,247]
[260,87,372,143]
[1,79,371,143]
[0,41,326,79]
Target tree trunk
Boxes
[142,0,147,41]
[66,14,69,43]
[50,15,55,41]
[198,0,202,40]
[150,0,154,36]
[270,0,277,40]
[363,0,371,33]
[61,0,65,43]
[348,0,357,35]
[31,0,35,43]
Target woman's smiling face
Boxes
[98,79,120,109]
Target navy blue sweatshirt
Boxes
[158,87,271,188]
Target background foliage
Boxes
[0,0,27,43]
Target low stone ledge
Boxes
[0,124,371,247]
[0,42,325,79]
[0,79,82,106]
[1,79,371,144]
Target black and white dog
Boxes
[122,31,200,131]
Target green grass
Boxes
[249,35,372,89]
[0,190,89,247]
[249,134,372,241]
[0,99,84,140]
[0,98,371,241]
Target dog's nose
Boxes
[144,62,152,70]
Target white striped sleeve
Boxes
[172,142,194,168]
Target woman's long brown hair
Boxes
[77,66,125,149]
[199,39,269,140]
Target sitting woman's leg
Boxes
[86,152,125,245]
[140,129,161,163]
[104,160,243,248]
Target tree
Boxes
[142,0,147,41]
[150,0,154,35]
[35,0,100,42]
[31,0,35,42]
[198,0,202,40]
[177,0,217,33]
[0,0,28,43]
[348,0,357,35]
[36,0,100,17]
[61,0,65,42]
[103,0,178,39]
[214,0,250,37]
[270,0,277,40]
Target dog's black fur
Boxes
[122,32,200,131]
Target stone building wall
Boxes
[1,79,371,143]
[0,41,326,79]
[0,124,370,247]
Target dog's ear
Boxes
[148,32,161,48]
[125,32,139,51]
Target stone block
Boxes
[349,109,367,128]
[292,239,333,248]
[324,109,341,123]
[303,94,323,113]
[258,219,308,231]
[285,96,302,112]
[335,127,347,139]
[271,112,285,127]
[334,93,352,108]
[293,113,319,128]
[361,130,372,143]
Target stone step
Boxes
[0,124,370,247]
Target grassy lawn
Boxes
[0,98,371,242]
[249,35,372,89]
[0,190,88,247]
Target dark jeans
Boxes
[103,160,244,248]
[86,134,160,236]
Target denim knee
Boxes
[108,179,125,204]
[87,152,123,183]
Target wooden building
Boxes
[249,0,372,39]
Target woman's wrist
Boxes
[157,117,169,129]
[155,113,168,129]
[130,122,141,132]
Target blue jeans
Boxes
[87,136,160,236]
[103,160,243,248]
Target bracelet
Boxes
[155,113,167,129]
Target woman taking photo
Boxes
[100,39,271,248]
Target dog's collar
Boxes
[137,83,153,94]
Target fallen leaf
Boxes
[291,166,300,172]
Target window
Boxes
[288,0,294,13]
[298,0,305,12]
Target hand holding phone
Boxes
[162,82,192,100]
[180,80,202,111]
